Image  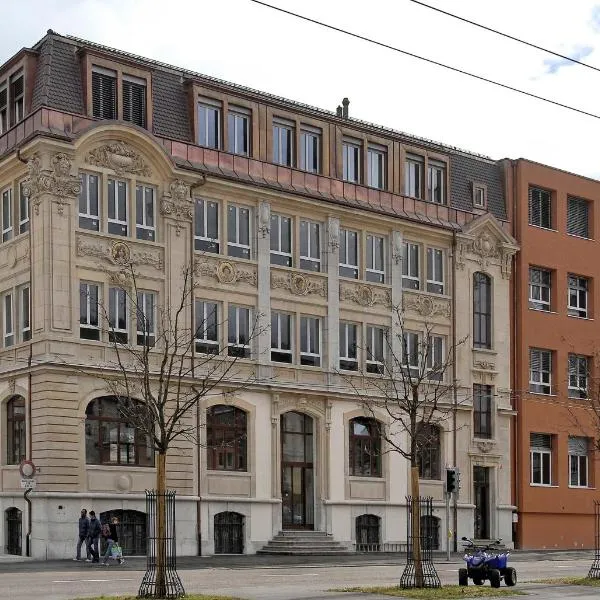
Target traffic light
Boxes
[446,467,460,494]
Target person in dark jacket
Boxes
[101,516,124,565]
[74,508,91,561]
[87,511,101,563]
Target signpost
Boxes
[20,479,36,489]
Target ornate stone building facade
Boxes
[0,31,516,558]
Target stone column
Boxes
[256,200,272,380]
[326,216,340,378]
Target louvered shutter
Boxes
[530,433,551,450]
[568,436,588,455]
[122,80,146,128]
[530,349,540,373]
[91,71,116,120]
[567,197,589,238]
[541,350,551,373]
[529,188,551,228]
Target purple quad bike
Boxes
[458,536,517,588]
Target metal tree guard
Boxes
[588,500,600,579]
[399,496,441,589]
[138,490,185,599]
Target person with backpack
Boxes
[101,516,124,566]
[87,511,101,563]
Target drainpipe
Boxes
[451,230,458,552]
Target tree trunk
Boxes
[156,451,167,597]
[411,466,424,587]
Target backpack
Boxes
[101,523,111,538]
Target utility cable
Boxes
[248,0,600,121]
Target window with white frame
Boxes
[568,354,589,399]
[402,242,420,290]
[339,228,359,279]
[195,300,219,354]
[227,204,251,259]
[342,139,360,183]
[530,348,552,394]
[271,311,292,363]
[135,184,155,241]
[366,325,385,374]
[427,160,446,204]
[228,304,251,358]
[107,178,128,236]
[273,120,294,166]
[568,274,588,318]
[300,220,321,272]
[2,187,12,242]
[529,267,551,311]
[404,154,423,199]
[569,436,589,487]
[402,331,420,377]
[109,287,128,344]
[473,184,487,209]
[426,335,445,381]
[20,285,30,342]
[3,291,14,347]
[339,322,358,371]
[366,234,385,283]
[530,433,552,486]
[270,213,292,267]
[194,198,219,253]
[80,282,100,341]
[300,316,321,366]
[198,99,221,149]
[367,145,386,190]
[136,291,156,347]
[300,126,320,173]
[228,107,250,156]
[426,248,444,294]
[18,181,29,234]
[78,173,99,231]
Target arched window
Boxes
[214,511,244,554]
[7,396,25,465]
[206,405,247,471]
[416,423,441,480]
[85,397,154,466]
[356,514,380,551]
[349,417,381,477]
[473,272,492,349]
[421,515,440,550]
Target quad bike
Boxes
[458,537,517,588]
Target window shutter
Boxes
[567,197,589,238]
[568,436,588,455]
[10,76,23,100]
[530,433,551,449]
[530,349,540,372]
[528,188,539,225]
[122,80,146,128]
[0,87,7,112]
[92,71,116,120]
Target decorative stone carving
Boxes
[500,249,513,280]
[194,258,257,286]
[403,293,451,318]
[340,283,391,308]
[111,241,131,265]
[272,394,325,417]
[473,360,496,371]
[22,152,81,215]
[475,440,496,454]
[328,217,340,252]
[107,269,131,288]
[160,179,199,236]
[258,201,270,238]
[76,234,164,270]
[455,241,467,271]
[86,141,152,177]
[391,231,403,265]
[471,231,500,268]
[7,378,16,395]
[271,271,327,297]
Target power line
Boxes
[409,0,600,74]
[248,0,600,121]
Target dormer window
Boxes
[9,72,23,127]
[92,67,117,120]
[123,75,147,128]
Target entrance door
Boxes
[473,466,490,539]
[281,412,314,529]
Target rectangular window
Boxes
[79,282,100,341]
[0,83,7,134]
[528,187,552,229]
[367,146,386,190]
[136,291,156,347]
[567,196,590,238]
[107,178,128,236]
[91,67,117,120]
[78,173,99,231]
[122,75,147,128]
[529,267,551,311]
[342,139,360,183]
[20,285,30,342]
[339,228,359,279]
[18,181,29,234]
[3,292,14,347]
[109,287,128,344]
[427,160,446,204]
[366,234,385,283]
[568,274,588,318]
[569,436,589,487]
[10,72,24,126]
[195,300,219,354]
[339,322,358,371]
[402,331,420,377]
[473,384,492,439]
[530,348,552,394]
[270,214,292,267]
[273,121,294,166]
[227,204,251,259]
[271,312,292,363]
[228,305,251,358]
[426,248,444,294]
[228,108,250,156]
[366,325,385,374]
[195,198,219,253]
[2,187,12,242]
[402,242,420,290]
[426,335,445,381]
[135,184,155,241]
[404,154,423,198]
[568,354,589,399]
[300,316,321,366]
[530,433,552,486]
[473,185,486,209]
[198,100,221,149]
[299,220,321,272]
[300,127,320,173]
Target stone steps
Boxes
[257,530,352,555]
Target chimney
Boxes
[336,105,343,117]
[342,97,350,119]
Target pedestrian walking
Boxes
[87,510,101,563]
[74,509,91,561]
[101,516,124,566]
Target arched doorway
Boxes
[281,411,314,529]
[5,508,22,555]
[99,509,146,556]
[214,512,244,554]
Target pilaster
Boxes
[326,216,340,375]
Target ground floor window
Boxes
[214,511,244,554]
[5,507,21,555]
[99,509,146,556]
[355,514,380,551]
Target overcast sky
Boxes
[2,0,599,178]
